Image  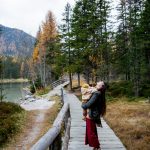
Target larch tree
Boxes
[27,58,37,92]
[33,27,44,87]
[32,11,59,87]
[42,11,59,84]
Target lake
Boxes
[2,82,29,103]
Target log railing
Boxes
[31,89,71,150]
[51,79,68,89]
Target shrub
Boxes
[0,102,25,147]
[30,84,35,93]
[36,86,52,96]
[107,81,134,97]
[140,82,150,97]
[29,77,43,94]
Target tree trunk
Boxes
[77,72,80,87]
[43,53,46,87]
[32,80,37,93]
[69,71,72,90]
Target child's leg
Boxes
[82,100,88,120]
[83,109,87,116]
[82,109,87,121]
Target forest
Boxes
[32,0,149,97]
[0,56,29,79]
[0,0,150,97]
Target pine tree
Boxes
[116,0,145,96]
[128,0,144,96]
[71,0,111,83]
[139,0,150,81]
[60,3,73,90]
[115,0,130,80]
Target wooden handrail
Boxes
[30,126,60,150]
[51,79,68,89]
[31,95,70,150]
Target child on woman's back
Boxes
[81,83,97,120]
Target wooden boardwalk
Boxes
[64,92,126,150]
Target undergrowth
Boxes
[36,86,52,96]
[0,102,26,147]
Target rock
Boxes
[23,88,32,95]
[25,95,33,100]
[29,98,36,102]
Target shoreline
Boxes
[0,78,29,83]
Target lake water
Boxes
[2,82,29,103]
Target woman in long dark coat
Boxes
[82,81,106,150]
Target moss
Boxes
[0,102,26,147]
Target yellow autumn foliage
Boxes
[41,11,58,46]
[33,46,39,62]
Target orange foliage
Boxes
[41,11,58,46]
[33,46,39,62]
[33,11,58,64]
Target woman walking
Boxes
[82,81,106,150]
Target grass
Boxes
[33,95,62,141]
[65,79,86,91]
[0,102,26,147]
[104,98,150,150]
[0,78,28,83]
[4,95,62,149]
[46,95,62,126]
[72,79,86,88]
[36,86,52,96]
[29,94,63,147]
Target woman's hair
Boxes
[98,84,106,116]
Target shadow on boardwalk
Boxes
[64,91,126,150]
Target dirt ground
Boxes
[4,108,52,150]
[4,93,61,150]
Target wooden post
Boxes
[31,103,69,150]
[64,109,70,130]
[62,118,71,150]
[61,88,64,104]
[49,133,61,150]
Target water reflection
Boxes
[3,82,29,103]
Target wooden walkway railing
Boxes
[51,79,68,89]
[31,102,70,150]
[31,81,70,150]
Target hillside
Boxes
[0,24,36,56]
